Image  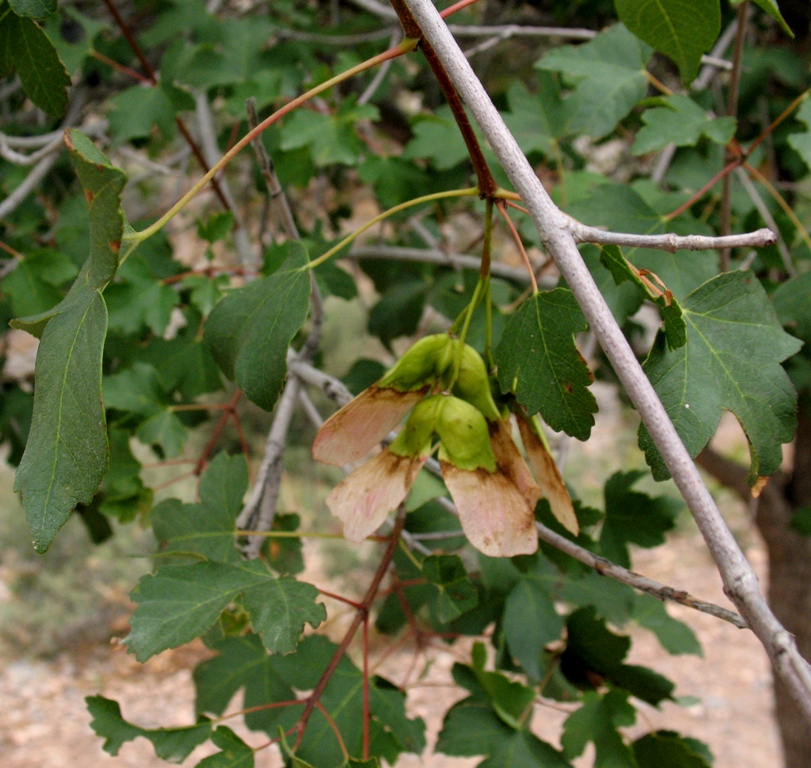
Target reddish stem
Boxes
[440,0,480,17]
[497,200,537,292]
[664,159,742,221]
[315,701,350,762]
[101,0,233,213]
[90,50,151,84]
[195,389,243,474]
[318,588,364,609]
[363,617,371,760]
[292,513,406,752]
[390,0,497,197]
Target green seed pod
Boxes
[389,395,443,457]
[449,343,501,421]
[379,334,452,391]
[434,395,496,473]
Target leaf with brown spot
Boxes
[12,130,126,552]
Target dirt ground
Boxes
[0,383,785,767]
[0,524,781,768]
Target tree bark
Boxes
[699,400,811,767]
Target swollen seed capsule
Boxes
[389,396,443,458]
[378,334,453,391]
[449,344,501,421]
[434,395,497,473]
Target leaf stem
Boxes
[306,187,480,269]
[123,38,418,243]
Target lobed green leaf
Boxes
[495,289,597,440]
[125,561,325,661]
[86,695,211,762]
[537,24,651,139]
[640,271,803,483]
[615,0,720,85]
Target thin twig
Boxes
[426,470,746,628]
[359,31,402,104]
[194,93,256,268]
[734,168,796,276]
[0,131,64,166]
[236,375,301,558]
[246,97,299,241]
[720,1,750,271]
[534,522,748,628]
[347,244,553,285]
[567,220,776,253]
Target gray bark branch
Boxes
[402,0,811,721]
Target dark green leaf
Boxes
[100,428,152,521]
[750,0,793,36]
[106,267,179,337]
[153,452,247,563]
[773,270,811,346]
[437,699,571,767]
[537,24,651,139]
[42,7,107,74]
[423,554,479,623]
[633,95,736,155]
[272,636,426,767]
[194,633,294,733]
[1,249,77,318]
[470,641,536,729]
[137,409,188,457]
[788,99,811,171]
[633,594,701,656]
[8,0,55,19]
[403,106,471,169]
[599,471,680,568]
[503,74,570,156]
[125,561,325,661]
[198,211,235,243]
[558,569,636,627]
[633,730,713,767]
[279,100,378,167]
[495,288,597,440]
[561,690,637,766]
[580,245,643,326]
[0,8,70,115]
[204,242,310,410]
[13,131,126,552]
[615,0,720,84]
[503,575,563,680]
[104,362,167,416]
[563,608,673,705]
[196,727,255,768]
[86,695,211,762]
[600,245,686,350]
[107,83,194,144]
[367,277,426,350]
[142,322,224,400]
[640,271,803,483]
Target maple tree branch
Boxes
[534,521,747,628]
[567,220,776,253]
[403,0,811,722]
